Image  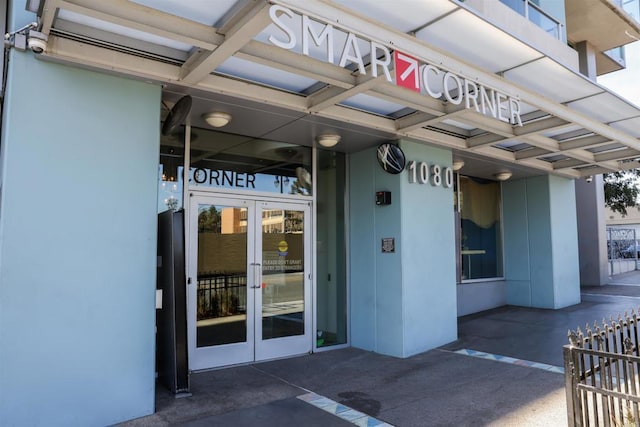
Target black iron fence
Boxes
[565,311,640,426]
[197,272,247,320]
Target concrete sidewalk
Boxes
[123,276,640,427]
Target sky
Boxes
[598,41,640,106]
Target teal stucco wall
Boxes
[503,175,580,309]
[0,13,161,425]
[400,142,457,356]
[349,141,456,358]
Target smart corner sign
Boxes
[268,5,523,127]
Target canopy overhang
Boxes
[24,0,640,180]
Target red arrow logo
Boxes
[394,51,420,92]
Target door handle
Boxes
[250,263,261,289]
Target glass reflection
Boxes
[459,176,504,280]
[196,204,248,347]
[187,127,312,196]
[316,150,347,347]
[261,208,305,340]
[158,125,186,213]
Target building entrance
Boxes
[188,194,312,370]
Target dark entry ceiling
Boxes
[162,86,398,154]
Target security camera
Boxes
[27,30,47,53]
[586,176,593,183]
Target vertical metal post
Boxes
[634,229,638,270]
[608,228,613,276]
[565,345,581,426]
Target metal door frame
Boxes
[187,192,312,370]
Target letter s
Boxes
[268,5,296,50]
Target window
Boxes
[188,128,312,196]
[458,176,504,280]
[316,150,347,347]
[500,0,562,40]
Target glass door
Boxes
[188,195,311,370]
[255,201,311,361]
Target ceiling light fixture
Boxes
[202,111,232,128]
[494,171,512,181]
[452,160,465,171]
[317,134,341,148]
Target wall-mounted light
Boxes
[317,134,341,148]
[452,160,465,171]
[494,171,512,181]
[202,111,232,128]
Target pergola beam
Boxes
[36,0,640,178]
[179,1,271,84]
[52,0,222,49]
[308,75,385,112]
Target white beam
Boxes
[41,0,61,34]
[370,85,444,116]
[239,40,356,89]
[36,23,627,181]
[514,116,571,136]
[467,116,570,149]
[318,105,397,133]
[522,134,597,164]
[180,1,271,84]
[515,147,550,160]
[308,75,385,112]
[559,135,611,150]
[197,74,309,112]
[405,128,467,150]
[56,0,222,49]
[272,0,640,153]
[552,158,586,169]
[456,111,514,138]
[395,112,437,133]
[467,132,504,148]
[44,36,181,80]
[594,148,640,162]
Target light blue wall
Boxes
[527,176,555,307]
[372,153,405,356]
[503,179,532,305]
[550,175,581,307]
[400,142,457,356]
[349,148,403,354]
[349,142,456,358]
[0,40,160,426]
[503,175,580,309]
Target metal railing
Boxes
[565,311,640,426]
[500,0,563,40]
[197,272,247,320]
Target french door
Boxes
[188,194,312,370]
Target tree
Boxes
[198,206,221,232]
[604,170,640,216]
